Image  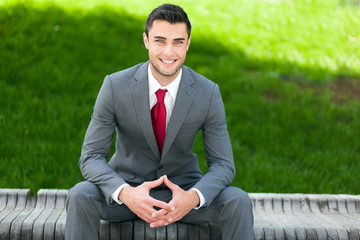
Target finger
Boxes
[136,204,170,224]
[143,176,164,189]
[152,214,173,226]
[134,203,158,220]
[150,218,170,228]
[137,213,155,224]
[163,175,180,191]
[152,208,170,219]
[133,206,156,223]
[150,197,175,212]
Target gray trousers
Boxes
[65,181,254,240]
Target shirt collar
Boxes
[148,63,182,101]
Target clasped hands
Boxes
[118,175,200,228]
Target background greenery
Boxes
[1,0,359,195]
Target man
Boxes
[66,4,254,240]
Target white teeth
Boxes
[161,59,175,64]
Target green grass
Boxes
[1,0,360,195]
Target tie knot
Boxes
[155,89,167,103]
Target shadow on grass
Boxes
[1,2,359,194]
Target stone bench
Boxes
[0,189,359,239]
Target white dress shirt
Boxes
[111,64,206,209]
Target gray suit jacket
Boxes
[79,62,235,208]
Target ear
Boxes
[143,32,149,49]
[186,36,191,51]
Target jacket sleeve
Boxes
[192,84,235,208]
[79,75,126,205]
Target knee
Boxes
[67,181,100,206]
[222,187,253,210]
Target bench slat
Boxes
[145,222,156,240]
[133,220,144,239]
[0,189,29,240]
[166,222,177,240]
[121,220,133,239]
[110,222,121,239]
[155,226,166,240]
[100,219,110,240]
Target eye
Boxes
[155,39,165,43]
[175,40,183,44]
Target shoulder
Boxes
[182,65,217,91]
[107,62,145,83]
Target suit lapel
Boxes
[131,62,160,159]
[161,67,196,159]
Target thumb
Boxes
[143,176,164,189]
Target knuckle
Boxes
[140,203,147,210]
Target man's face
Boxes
[143,20,191,85]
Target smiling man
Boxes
[65,4,254,240]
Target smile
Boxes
[160,58,176,64]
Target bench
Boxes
[0,189,359,239]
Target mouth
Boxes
[160,58,177,64]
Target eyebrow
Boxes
[154,36,166,39]
[154,36,186,41]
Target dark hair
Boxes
[145,4,191,38]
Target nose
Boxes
[163,43,174,55]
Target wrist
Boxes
[119,185,133,203]
[188,189,200,207]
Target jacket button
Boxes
[157,165,163,170]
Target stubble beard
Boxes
[150,60,183,81]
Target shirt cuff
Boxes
[190,188,206,210]
[111,183,129,205]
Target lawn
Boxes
[1,0,359,195]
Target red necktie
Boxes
[151,89,167,154]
